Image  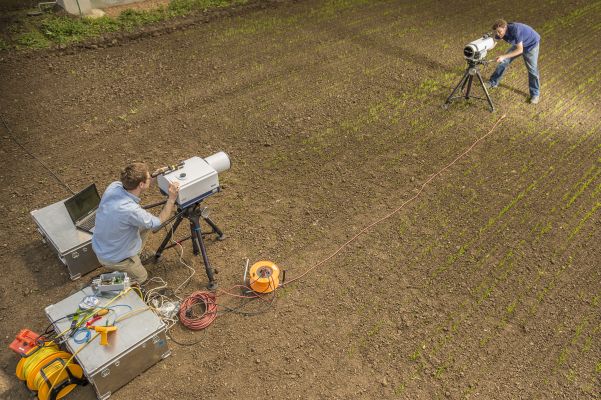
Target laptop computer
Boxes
[64,183,101,233]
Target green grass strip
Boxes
[6,0,248,50]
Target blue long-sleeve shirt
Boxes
[92,182,161,263]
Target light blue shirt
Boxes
[92,181,161,263]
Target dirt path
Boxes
[1,0,600,398]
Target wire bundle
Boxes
[141,225,198,330]
[143,277,180,330]
[178,291,217,330]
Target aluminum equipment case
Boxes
[30,199,100,280]
[45,286,171,400]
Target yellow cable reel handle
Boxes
[26,351,72,390]
[249,260,280,293]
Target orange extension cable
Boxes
[179,115,507,330]
[284,114,507,286]
[178,291,218,330]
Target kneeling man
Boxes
[92,162,179,283]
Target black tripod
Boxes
[153,201,225,290]
[444,59,495,112]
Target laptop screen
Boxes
[64,184,101,223]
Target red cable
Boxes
[178,291,217,330]
[284,114,507,286]
[179,115,507,328]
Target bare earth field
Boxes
[0,0,600,398]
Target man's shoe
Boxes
[140,250,157,265]
[484,81,496,90]
[529,95,540,104]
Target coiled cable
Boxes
[178,291,217,330]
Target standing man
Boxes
[487,19,541,104]
[92,162,180,283]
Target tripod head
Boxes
[151,198,208,233]
[466,58,492,69]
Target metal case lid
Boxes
[31,199,93,254]
[45,287,166,375]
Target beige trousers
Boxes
[98,230,151,283]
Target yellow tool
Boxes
[89,326,117,346]
[248,261,280,293]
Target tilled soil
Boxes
[0,0,600,399]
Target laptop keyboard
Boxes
[78,212,96,231]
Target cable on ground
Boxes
[178,291,217,330]
[284,114,507,286]
[0,113,75,195]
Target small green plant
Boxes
[419,78,440,93]
[408,351,418,361]
[506,300,517,315]
[366,321,382,337]
[393,382,405,395]
[16,31,50,48]
[434,364,446,379]
[168,0,244,16]
[118,9,166,30]
[42,17,95,43]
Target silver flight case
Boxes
[45,286,171,399]
[30,199,100,280]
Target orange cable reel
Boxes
[248,260,281,294]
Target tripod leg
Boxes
[460,73,470,92]
[190,214,217,290]
[445,69,470,105]
[476,70,495,112]
[189,219,199,255]
[203,215,226,240]
[465,74,474,99]
[155,215,184,259]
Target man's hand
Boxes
[497,42,523,63]
[159,182,180,223]
[167,181,180,203]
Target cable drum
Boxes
[249,261,280,294]
[16,343,84,400]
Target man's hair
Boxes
[492,19,508,30]
[120,162,149,190]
